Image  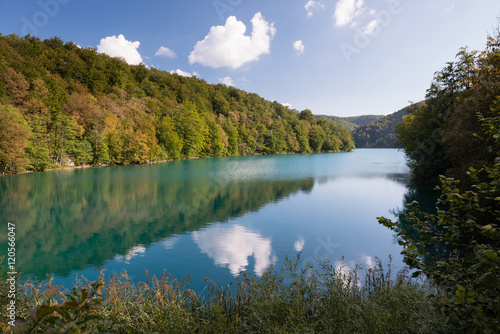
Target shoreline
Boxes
[1,149,354,177]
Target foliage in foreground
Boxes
[0,256,447,333]
[379,113,500,333]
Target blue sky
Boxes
[1,0,499,117]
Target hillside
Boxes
[0,34,354,175]
[316,114,384,132]
[351,107,409,148]
[343,115,384,126]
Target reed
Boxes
[0,255,448,333]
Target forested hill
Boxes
[351,107,409,148]
[315,114,383,132]
[0,34,354,175]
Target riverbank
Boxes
[1,255,448,334]
[1,149,353,177]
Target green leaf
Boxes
[35,305,56,321]
[484,250,498,260]
[479,273,496,288]
[61,301,81,310]
[80,288,88,304]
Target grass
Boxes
[0,255,449,333]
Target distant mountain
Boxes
[351,107,409,148]
[316,114,384,132]
[343,115,385,127]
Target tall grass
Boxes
[1,255,449,333]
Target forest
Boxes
[378,29,500,332]
[315,114,383,133]
[395,36,500,186]
[351,107,408,148]
[0,34,354,175]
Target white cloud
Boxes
[305,0,325,17]
[334,0,364,27]
[169,69,198,77]
[293,40,305,56]
[188,12,276,69]
[219,76,235,86]
[155,46,177,58]
[282,103,292,109]
[97,34,143,65]
[363,19,380,35]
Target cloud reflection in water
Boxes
[193,224,276,277]
[114,245,146,264]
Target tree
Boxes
[396,33,500,186]
[378,156,500,333]
[172,102,207,158]
[0,68,29,106]
[299,109,316,125]
[0,105,31,174]
[0,33,357,174]
[49,111,81,166]
[309,125,326,152]
[293,120,311,153]
[204,115,225,157]
[379,29,500,333]
[157,115,182,159]
[25,114,52,171]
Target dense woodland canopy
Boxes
[315,114,383,133]
[0,34,354,175]
[379,28,500,332]
[395,31,500,186]
[351,107,408,148]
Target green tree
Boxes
[292,120,311,153]
[25,114,52,171]
[0,105,31,174]
[157,115,182,159]
[49,111,81,166]
[204,115,225,157]
[309,124,326,152]
[299,109,316,125]
[172,103,207,158]
[378,157,500,333]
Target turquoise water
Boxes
[0,149,411,291]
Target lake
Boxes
[0,148,411,292]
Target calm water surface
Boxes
[0,149,411,291]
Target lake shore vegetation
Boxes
[379,28,500,333]
[1,255,449,333]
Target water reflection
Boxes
[193,224,276,277]
[0,161,314,278]
[0,149,411,286]
[389,185,450,264]
[294,237,305,252]
[114,245,146,264]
